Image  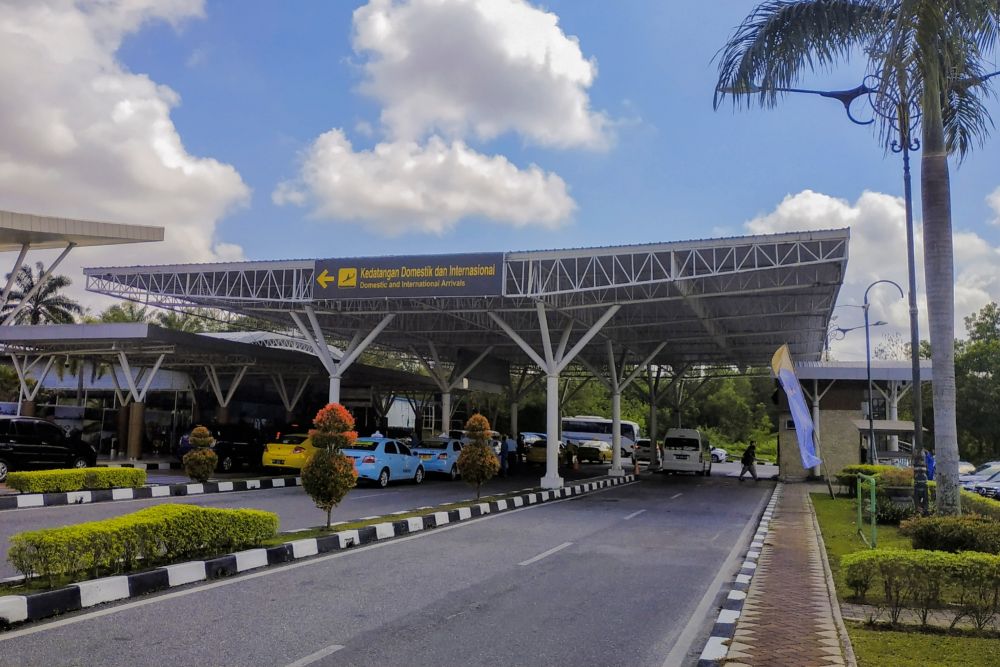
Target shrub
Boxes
[6,468,146,493]
[7,504,277,586]
[962,490,1000,521]
[874,495,915,525]
[902,514,1000,554]
[310,403,358,451]
[301,449,357,529]
[835,465,902,495]
[875,467,914,489]
[183,447,217,483]
[457,414,499,499]
[188,425,214,448]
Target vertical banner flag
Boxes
[771,344,822,470]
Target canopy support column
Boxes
[1,243,29,307]
[490,303,619,488]
[2,242,76,326]
[413,342,494,434]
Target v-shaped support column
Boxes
[412,343,494,434]
[490,302,619,488]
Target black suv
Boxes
[0,416,98,483]
[174,423,264,472]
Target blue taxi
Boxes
[409,438,463,480]
[341,437,425,488]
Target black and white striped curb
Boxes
[697,482,782,666]
[100,461,184,471]
[0,475,635,628]
[0,476,303,511]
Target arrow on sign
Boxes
[316,269,334,289]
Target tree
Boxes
[301,403,359,528]
[715,1,999,515]
[456,413,499,499]
[2,261,82,324]
[954,302,1000,462]
[92,302,151,323]
[182,425,218,483]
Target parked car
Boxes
[341,438,424,488]
[634,438,655,462]
[711,447,728,463]
[660,428,712,476]
[961,467,1000,491]
[0,416,97,482]
[409,438,463,480]
[526,438,568,465]
[175,423,264,472]
[449,429,503,455]
[958,461,976,475]
[261,433,315,472]
[577,439,612,463]
[974,480,1000,499]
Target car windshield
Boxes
[974,463,1000,474]
[414,440,449,450]
[345,440,379,451]
[664,437,700,451]
[276,435,307,445]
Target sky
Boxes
[1,0,999,362]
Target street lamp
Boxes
[825,321,886,360]
[864,280,904,464]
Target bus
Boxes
[560,415,640,456]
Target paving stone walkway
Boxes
[724,484,851,666]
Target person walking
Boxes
[505,434,518,474]
[739,441,758,482]
[499,434,509,478]
[925,448,936,481]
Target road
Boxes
[0,471,772,667]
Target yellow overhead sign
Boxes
[313,253,504,298]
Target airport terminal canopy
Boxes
[84,228,849,371]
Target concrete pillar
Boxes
[541,374,563,489]
[127,402,145,460]
[441,391,452,435]
[510,401,518,439]
[811,381,822,477]
[610,391,625,476]
[328,376,341,405]
[648,399,659,468]
[19,400,35,417]
[888,382,899,452]
[116,405,130,457]
[215,404,230,424]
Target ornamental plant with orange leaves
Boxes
[302,403,359,528]
[457,413,499,499]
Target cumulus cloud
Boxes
[276,0,601,235]
[352,0,609,148]
[989,187,1000,225]
[274,130,573,235]
[0,0,250,307]
[745,190,1000,359]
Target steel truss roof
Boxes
[84,229,850,370]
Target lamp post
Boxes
[864,280,904,464]
[825,321,885,361]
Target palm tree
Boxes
[714,1,999,515]
[94,302,152,323]
[2,261,83,325]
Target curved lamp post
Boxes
[825,321,885,360]
[864,280,904,464]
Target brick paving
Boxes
[724,484,849,666]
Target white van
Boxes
[660,428,711,476]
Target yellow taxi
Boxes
[526,438,575,465]
[261,433,315,471]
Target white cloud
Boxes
[352,0,609,149]
[745,189,1000,360]
[0,0,250,308]
[274,130,574,235]
[989,187,1000,225]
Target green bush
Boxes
[962,490,1000,521]
[901,514,1000,554]
[835,465,902,494]
[183,447,218,483]
[6,467,146,493]
[7,504,277,586]
[457,414,499,499]
[302,449,357,529]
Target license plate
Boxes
[273,459,284,465]
[675,454,688,460]
[420,454,432,460]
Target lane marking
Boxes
[283,643,345,667]
[659,487,771,667]
[518,541,573,566]
[623,509,646,520]
[670,493,683,500]
[0,482,632,642]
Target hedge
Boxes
[835,465,904,494]
[7,504,278,585]
[6,468,147,493]
[901,514,1000,555]
[842,549,1000,629]
[962,490,1000,521]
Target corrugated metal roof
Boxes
[795,360,932,382]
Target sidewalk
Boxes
[722,483,854,667]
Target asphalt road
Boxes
[0,471,772,667]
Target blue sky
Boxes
[1,0,999,358]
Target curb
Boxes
[0,474,636,628]
[99,461,185,471]
[0,476,303,511]
[697,482,783,666]
[808,492,858,667]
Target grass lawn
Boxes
[810,493,910,599]
[847,622,1000,666]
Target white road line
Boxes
[0,482,632,642]
[623,509,646,520]
[283,643,345,667]
[518,541,573,566]
[670,493,683,500]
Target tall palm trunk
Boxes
[921,73,960,515]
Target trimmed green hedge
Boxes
[901,514,1000,554]
[842,549,1000,629]
[6,468,146,493]
[835,465,904,494]
[962,490,1000,521]
[8,504,278,585]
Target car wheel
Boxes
[71,457,89,469]
[378,468,390,488]
[449,464,459,481]
[711,454,719,463]
[218,455,234,473]
[414,467,424,485]
[0,459,8,483]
